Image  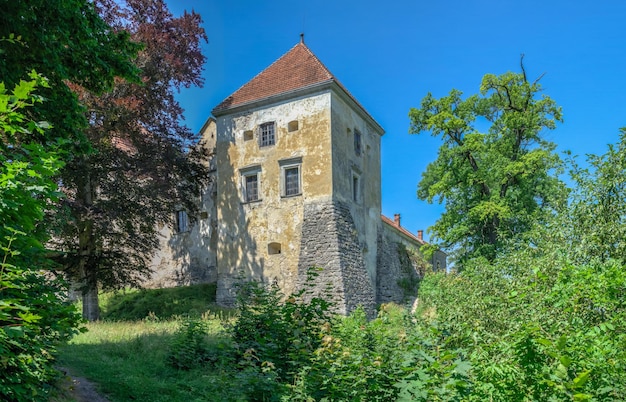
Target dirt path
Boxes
[53,367,110,402]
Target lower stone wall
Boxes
[297,200,376,316]
[376,225,424,306]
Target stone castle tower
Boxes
[147,39,446,315]
[212,39,383,314]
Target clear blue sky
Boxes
[166,0,626,242]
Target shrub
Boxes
[166,318,232,370]
[1,74,82,401]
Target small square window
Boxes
[176,210,189,233]
[259,122,275,147]
[354,129,362,156]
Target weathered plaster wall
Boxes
[145,120,218,288]
[215,92,333,305]
[329,92,383,301]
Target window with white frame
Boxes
[240,165,262,203]
[176,210,189,233]
[259,122,276,147]
[279,157,302,197]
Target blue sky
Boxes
[166,0,626,242]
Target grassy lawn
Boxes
[57,285,243,402]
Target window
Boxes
[354,129,362,156]
[245,174,259,202]
[288,120,299,132]
[243,130,254,141]
[268,242,282,255]
[176,210,188,233]
[280,157,302,197]
[259,122,275,147]
[285,167,300,195]
[352,172,361,203]
[240,165,262,203]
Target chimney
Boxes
[393,214,401,227]
[417,230,423,241]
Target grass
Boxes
[56,284,243,402]
[100,283,232,321]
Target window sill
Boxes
[242,199,263,205]
[281,193,302,199]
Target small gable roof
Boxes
[212,40,381,131]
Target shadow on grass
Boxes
[58,329,242,402]
[101,283,235,321]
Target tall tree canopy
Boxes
[1,1,141,396]
[409,63,565,264]
[0,0,140,149]
[50,0,209,320]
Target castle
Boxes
[148,38,446,314]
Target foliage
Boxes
[409,61,565,264]
[414,230,626,400]
[49,0,209,321]
[566,129,626,265]
[166,318,232,370]
[289,304,408,401]
[229,271,333,400]
[396,243,428,298]
[0,0,140,154]
[0,76,82,401]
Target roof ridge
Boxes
[223,42,307,104]
[211,40,383,132]
[212,41,335,113]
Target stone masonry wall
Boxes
[376,225,423,306]
[297,200,376,317]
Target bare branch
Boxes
[532,72,546,85]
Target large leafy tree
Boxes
[1,1,142,397]
[409,62,565,264]
[50,0,209,320]
[0,0,140,150]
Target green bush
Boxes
[166,318,233,370]
[1,74,82,401]
[415,255,626,401]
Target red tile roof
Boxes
[212,40,377,126]
[381,215,426,246]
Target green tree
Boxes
[0,74,82,402]
[0,0,140,151]
[50,0,209,320]
[566,129,626,265]
[409,61,565,264]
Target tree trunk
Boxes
[77,166,100,321]
[80,265,100,321]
